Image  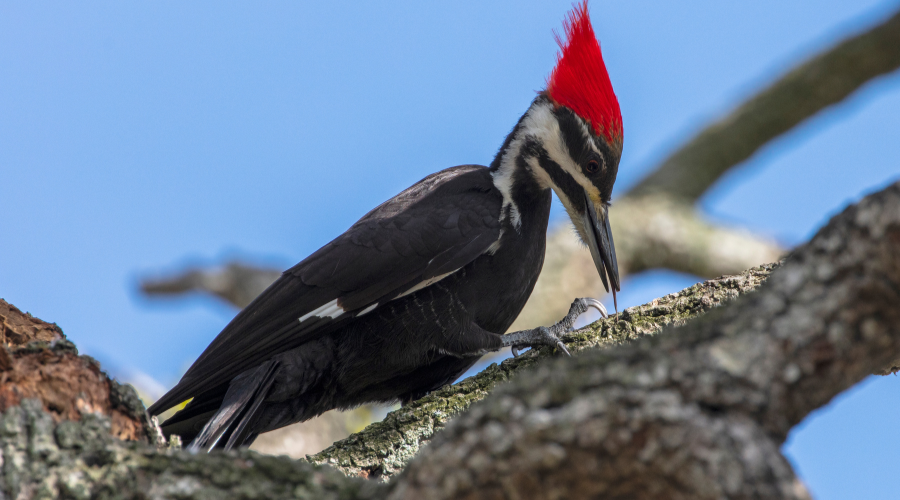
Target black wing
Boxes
[149,165,502,415]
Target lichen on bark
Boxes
[0,397,384,499]
[388,181,900,500]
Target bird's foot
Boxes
[505,326,570,357]
[550,297,608,337]
[504,298,607,358]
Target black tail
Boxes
[160,360,279,451]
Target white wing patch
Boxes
[396,270,459,299]
[298,299,345,322]
[357,303,378,316]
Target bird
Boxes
[148,1,623,451]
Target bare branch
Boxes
[628,8,900,202]
[139,261,282,309]
[390,181,900,499]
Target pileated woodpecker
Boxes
[149,2,623,450]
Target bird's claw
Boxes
[577,297,608,319]
[510,326,570,357]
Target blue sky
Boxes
[1,1,898,497]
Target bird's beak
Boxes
[581,192,620,311]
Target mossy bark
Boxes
[0,264,778,497]
[0,182,897,498]
[388,181,900,499]
[0,398,384,500]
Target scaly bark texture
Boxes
[389,182,900,499]
[0,299,65,348]
[308,263,777,479]
[0,182,896,498]
[0,398,384,500]
[0,265,775,498]
[0,299,154,444]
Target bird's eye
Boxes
[585,159,600,174]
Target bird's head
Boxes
[493,1,623,307]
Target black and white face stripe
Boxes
[491,96,619,242]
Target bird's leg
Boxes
[503,298,607,357]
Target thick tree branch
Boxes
[389,181,900,499]
[0,398,383,499]
[0,299,156,445]
[0,264,776,497]
[308,263,777,479]
[628,8,900,202]
[2,182,896,497]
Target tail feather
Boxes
[224,364,279,449]
[188,360,279,452]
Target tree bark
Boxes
[389,181,900,499]
[0,398,384,500]
[308,264,777,479]
[1,181,897,498]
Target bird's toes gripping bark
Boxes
[553,297,608,338]
[505,298,607,357]
[506,326,569,358]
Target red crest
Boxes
[546,2,623,145]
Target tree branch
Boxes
[628,7,900,202]
[308,263,777,479]
[0,398,384,499]
[139,261,282,309]
[389,181,900,499]
[3,182,896,497]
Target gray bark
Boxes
[389,181,900,499]
[1,181,897,498]
[308,264,777,479]
[0,398,383,500]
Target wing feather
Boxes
[149,165,501,415]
